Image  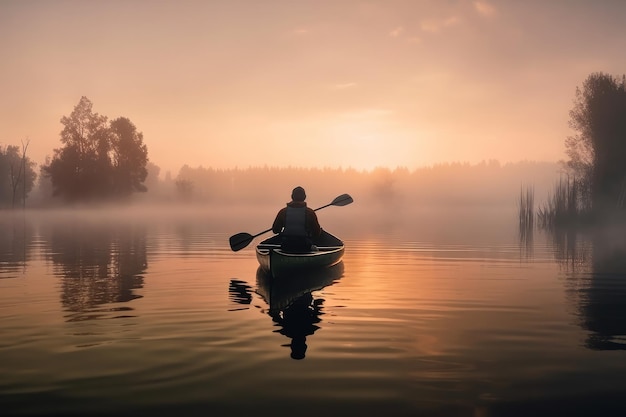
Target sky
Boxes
[1,0,626,177]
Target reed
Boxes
[518,185,534,234]
[537,177,585,229]
[517,185,535,256]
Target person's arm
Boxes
[272,208,286,234]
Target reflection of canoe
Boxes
[255,230,344,277]
[256,262,344,312]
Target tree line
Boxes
[3,72,626,211]
[167,160,558,207]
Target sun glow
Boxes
[3,1,625,173]
[301,108,426,171]
[328,120,412,170]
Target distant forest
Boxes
[118,160,560,208]
[3,147,561,210]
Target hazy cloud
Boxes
[420,16,460,33]
[293,28,309,35]
[390,25,421,44]
[389,26,404,37]
[474,1,496,17]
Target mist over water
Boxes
[2,199,626,416]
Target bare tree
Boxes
[9,139,32,209]
[2,140,36,209]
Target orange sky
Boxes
[1,0,626,176]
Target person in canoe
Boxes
[272,186,321,253]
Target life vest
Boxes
[282,206,307,237]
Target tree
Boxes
[565,72,626,211]
[175,179,194,201]
[143,162,162,196]
[43,97,149,202]
[0,143,37,208]
[44,96,110,200]
[109,117,148,196]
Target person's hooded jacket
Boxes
[272,186,321,237]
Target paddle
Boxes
[229,193,353,252]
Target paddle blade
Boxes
[229,232,254,252]
[331,193,353,207]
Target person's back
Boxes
[272,186,321,253]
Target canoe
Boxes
[256,230,345,277]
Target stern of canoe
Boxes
[271,246,344,274]
[255,230,344,277]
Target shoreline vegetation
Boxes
[519,175,626,238]
[537,178,586,230]
[520,72,626,237]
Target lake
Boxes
[2,205,626,417]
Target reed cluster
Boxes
[537,178,585,229]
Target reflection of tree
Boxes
[0,215,34,279]
[580,230,626,350]
[44,222,147,321]
[550,227,593,273]
[551,227,626,350]
[175,223,196,254]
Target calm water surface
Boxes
[1,207,626,417]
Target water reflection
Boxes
[228,279,253,309]
[42,221,148,321]
[230,262,344,359]
[546,226,626,350]
[0,214,34,279]
[518,212,534,260]
[550,227,592,272]
[257,263,344,359]
[581,228,626,350]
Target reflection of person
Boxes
[272,186,321,253]
[255,263,343,360]
[269,293,323,360]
